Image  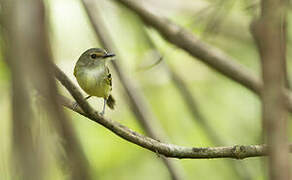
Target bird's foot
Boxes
[72,102,78,110]
[99,111,105,117]
[99,98,106,116]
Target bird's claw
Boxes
[99,111,105,116]
[72,102,78,110]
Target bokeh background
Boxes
[1,0,291,179]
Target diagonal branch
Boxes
[115,0,261,93]
[53,64,292,159]
[115,0,292,112]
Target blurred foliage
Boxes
[1,0,291,179]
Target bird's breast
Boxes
[76,67,109,97]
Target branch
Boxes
[116,0,261,93]
[252,0,290,179]
[115,0,292,112]
[53,64,292,159]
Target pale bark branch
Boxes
[54,64,292,159]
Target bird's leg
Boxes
[73,96,92,110]
[85,95,92,100]
[100,98,106,116]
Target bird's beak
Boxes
[103,53,115,58]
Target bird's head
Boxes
[77,48,115,68]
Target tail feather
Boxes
[106,94,115,109]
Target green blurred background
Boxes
[1,0,291,179]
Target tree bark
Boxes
[251,0,290,179]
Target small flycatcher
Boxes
[74,48,115,115]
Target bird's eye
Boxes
[91,54,97,59]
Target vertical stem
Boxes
[1,0,92,179]
[252,0,290,179]
[2,1,46,179]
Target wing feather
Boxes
[105,67,112,90]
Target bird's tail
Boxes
[106,94,115,109]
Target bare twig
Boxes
[80,0,185,179]
[137,56,164,71]
[251,0,290,179]
[115,0,292,112]
[54,64,292,159]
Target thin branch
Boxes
[80,0,184,179]
[137,56,164,71]
[54,64,292,159]
[252,0,290,179]
[115,0,292,112]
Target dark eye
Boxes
[91,54,97,59]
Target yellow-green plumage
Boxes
[74,65,111,98]
[74,48,115,114]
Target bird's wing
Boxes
[73,64,78,77]
[104,67,112,88]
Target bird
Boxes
[74,48,115,115]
